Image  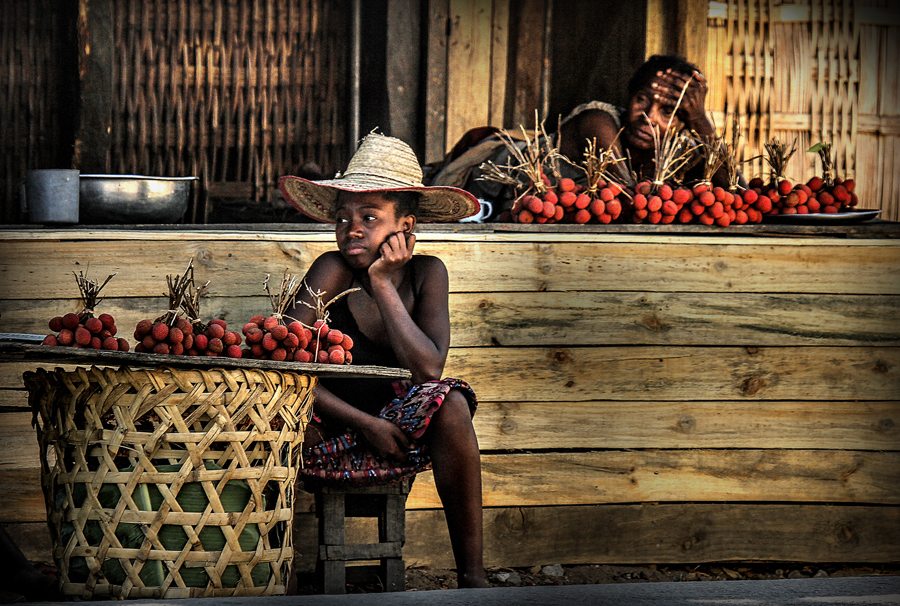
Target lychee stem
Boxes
[73,268,117,319]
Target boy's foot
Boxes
[457,571,489,588]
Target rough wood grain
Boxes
[470,400,900,451]
[0,469,45,523]
[446,292,900,347]
[3,346,897,401]
[0,412,39,470]
[5,292,900,347]
[0,389,28,410]
[446,0,493,147]
[405,449,900,508]
[6,449,896,523]
[14,502,900,569]
[3,399,896,464]
[74,0,113,173]
[2,238,899,297]
[284,503,900,570]
[424,0,450,163]
[442,346,900,402]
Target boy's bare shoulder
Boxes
[413,254,448,275]
[307,251,353,286]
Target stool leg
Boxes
[319,491,347,594]
[379,492,407,591]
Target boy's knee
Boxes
[445,387,471,412]
[435,388,473,427]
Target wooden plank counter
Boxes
[1,223,899,570]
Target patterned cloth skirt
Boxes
[299,378,477,486]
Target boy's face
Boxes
[624,81,680,151]
[334,191,415,269]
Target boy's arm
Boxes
[291,252,412,461]
[369,235,451,384]
[288,251,347,325]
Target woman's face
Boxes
[624,81,681,151]
[334,191,414,269]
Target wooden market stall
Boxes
[3,0,899,224]
[1,223,898,570]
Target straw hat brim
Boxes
[278,174,480,223]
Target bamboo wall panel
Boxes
[108,0,349,218]
[0,0,73,224]
[706,0,900,220]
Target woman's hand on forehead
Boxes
[650,68,711,132]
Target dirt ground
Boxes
[312,562,900,594]
[10,560,898,600]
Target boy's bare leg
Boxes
[426,388,488,588]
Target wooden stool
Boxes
[311,478,413,594]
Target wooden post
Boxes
[74,0,113,173]
[425,0,451,164]
[509,0,547,129]
[645,0,707,70]
[386,0,421,153]
[676,0,708,71]
[645,0,675,58]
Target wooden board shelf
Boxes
[0,227,897,569]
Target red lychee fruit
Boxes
[152,322,169,342]
[75,327,92,345]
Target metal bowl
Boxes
[79,175,198,224]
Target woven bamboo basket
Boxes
[23,365,314,599]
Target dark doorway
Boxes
[548,0,647,127]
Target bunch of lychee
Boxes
[43,312,129,351]
[629,180,767,226]
[509,177,625,224]
[133,316,243,357]
[241,315,354,364]
[748,175,857,216]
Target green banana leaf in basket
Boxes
[60,461,270,588]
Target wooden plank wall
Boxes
[425,0,512,163]
[706,0,900,220]
[1,228,898,569]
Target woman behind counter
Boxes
[557,54,719,182]
[431,54,737,217]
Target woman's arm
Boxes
[558,109,623,163]
[653,69,747,188]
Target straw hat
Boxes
[279,132,480,223]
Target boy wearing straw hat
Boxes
[279,133,487,589]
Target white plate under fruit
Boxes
[762,209,882,225]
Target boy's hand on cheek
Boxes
[370,231,416,282]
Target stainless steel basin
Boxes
[79,175,198,224]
